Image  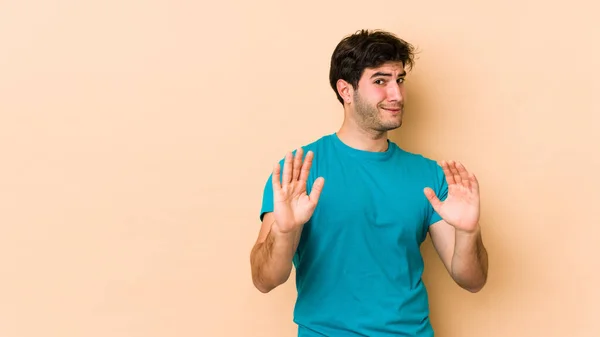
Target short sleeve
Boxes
[259,154,289,222]
[259,173,274,221]
[427,163,449,226]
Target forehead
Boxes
[361,61,405,77]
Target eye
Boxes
[397,78,405,84]
[374,79,385,85]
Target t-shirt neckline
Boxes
[330,132,395,161]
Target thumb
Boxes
[424,187,442,213]
[308,177,325,203]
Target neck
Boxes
[336,117,389,152]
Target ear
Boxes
[336,79,354,104]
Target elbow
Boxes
[459,276,487,293]
[452,269,487,293]
[252,275,284,294]
[452,262,488,293]
[463,283,485,293]
[251,267,274,293]
[249,244,292,294]
[252,275,275,293]
[251,268,288,294]
[254,282,275,294]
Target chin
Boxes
[377,113,403,130]
[382,121,402,131]
[375,124,402,133]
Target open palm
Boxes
[272,148,325,234]
[424,160,480,233]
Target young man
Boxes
[250,29,488,336]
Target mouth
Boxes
[381,107,402,114]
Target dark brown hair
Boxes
[329,29,416,104]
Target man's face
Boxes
[351,61,406,132]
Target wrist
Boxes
[455,225,481,238]
[271,221,303,241]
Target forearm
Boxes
[250,222,302,293]
[451,227,488,292]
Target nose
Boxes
[387,83,403,102]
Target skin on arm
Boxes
[428,219,488,293]
[250,212,301,293]
[424,160,489,293]
[250,148,325,293]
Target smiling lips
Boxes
[381,106,402,113]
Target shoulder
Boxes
[301,133,335,151]
[269,134,335,169]
[389,141,440,170]
[388,142,445,183]
[286,134,335,158]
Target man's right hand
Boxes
[271,148,325,235]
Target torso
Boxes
[289,133,444,337]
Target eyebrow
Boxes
[370,71,406,78]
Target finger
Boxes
[308,177,325,204]
[447,160,462,185]
[456,162,471,189]
[292,148,303,181]
[281,152,293,188]
[298,151,313,184]
[272,163,282,192]
[423,187,442,213]
[440,160,456,185]
[469,172,480,193]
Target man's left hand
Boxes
[424,160,480,233]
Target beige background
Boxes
[1,0,598,336]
